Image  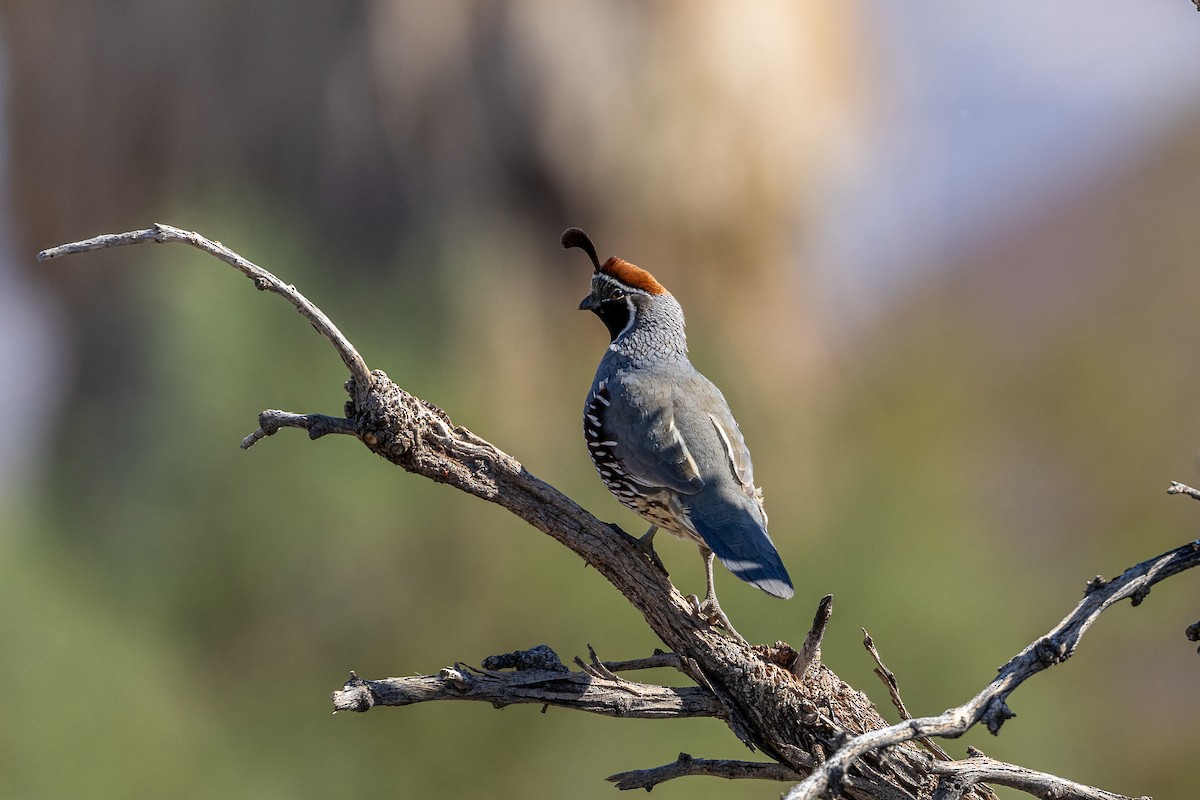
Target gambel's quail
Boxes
[563,227,792,636]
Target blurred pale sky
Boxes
[3,1,1200,495]
[814,1,1200,318]
[0,32,64,500]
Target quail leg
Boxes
[624,525,672,575]
[606,523,669,574]
[692,547,745,642]
[635,525,669,574]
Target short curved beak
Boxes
[578,294,598,312]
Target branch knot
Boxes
[334,672,377,713]
[1034,637,1067,667]
[982,699,1016,735]
[437,667,472,691]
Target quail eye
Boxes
[610,288,626,300]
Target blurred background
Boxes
[2,1,1199,798]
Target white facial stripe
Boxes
[595,273,649,297]
[617,296,636,338]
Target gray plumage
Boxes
[564,227,793,609]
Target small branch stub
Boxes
[1167,480,1200,501]
[335,672,376,713]
[792,593,832,678]
[241,410,359,449]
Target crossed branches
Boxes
[40,224,1199,800]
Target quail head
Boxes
[562,227,793,635]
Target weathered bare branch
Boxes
[37,223,372,387]
[330,646,721,719]
[607,752,803,791]
[928,755,1149,800]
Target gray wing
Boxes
[668,370,758,494]
[588,376,705,496]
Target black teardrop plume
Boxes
[560,227,602,273]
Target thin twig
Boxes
[576,644,622,681]
[862,630,956,766]
[863,641,1000,799]
[607,752,802,791]
[602,651,684,673]
[784,539,1200,800]
[37,223,372,387]
[240,410,360,448]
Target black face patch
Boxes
[592,297,631,341]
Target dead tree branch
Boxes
[330,645,720,719]
[607,752,804,790]
[38,223,371,388]
[928,754,1149,800]
[40,225,1200,800]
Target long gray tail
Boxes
[687,492,793,599]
